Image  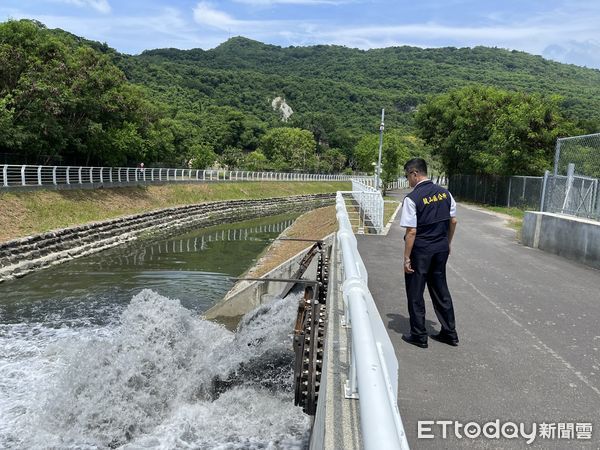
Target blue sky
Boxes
[2,0,600,69]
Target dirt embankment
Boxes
[244,205,338,278]
[0,182,348,243]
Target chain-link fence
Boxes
[541,133,600,221]
[449,174,543,209]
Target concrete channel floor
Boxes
[356,193,600,449]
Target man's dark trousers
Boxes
[405,250,457,341]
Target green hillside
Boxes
[123,36,600,132]
[2,19,600,174]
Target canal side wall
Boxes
[204,232,337,322]
[0,194,335,283]
[203,245,319,322]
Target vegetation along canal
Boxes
[0,212,311,449]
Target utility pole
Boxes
[376,108,385,191]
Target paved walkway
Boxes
[357,192,600,449]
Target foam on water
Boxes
[0,289,309,449]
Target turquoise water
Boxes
[0,212,299,325]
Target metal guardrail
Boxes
[387,177,409,190]
[335,192,410,450]
[350,180,385,233]
[0,164,359,189]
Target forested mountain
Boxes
[123,36,600,133]
[2,19,600,175]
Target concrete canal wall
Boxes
[204,244,320,323]
[522,211,600,269]
[0,194,334,283]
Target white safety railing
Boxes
[350,179,385,233]
[387,177,410,190]
[335,192,410,450]
[0,164,357,189]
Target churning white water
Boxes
[0,290,309,449]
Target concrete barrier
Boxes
[522,211,600,269]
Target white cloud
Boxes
[192,2,297,34]
[59,0,111,14]
[543,40,600,69]
[193,2,237,30]
[0,7,220,54]
[233,0,352,4]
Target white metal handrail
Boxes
[0,164,361,189]
[350,179,385,233]
[335,192,410,450]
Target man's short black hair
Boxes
[404,158,428,175]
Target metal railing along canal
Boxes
[1,164,360,189]
[335,191,410,450]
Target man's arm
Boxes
[448,217,457,254]
[404,227,416,273]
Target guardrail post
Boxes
[78,167,83,185]
[540,170,549,212]
[109,168,113,183]
[100,167,104,184]
[52,166,57,185]
[345,346,359,399]
[21,165,26,186]
[37,165,42,185]
[89,167,93,184]
[2,165,7,187]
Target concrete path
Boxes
[357,193,600,449]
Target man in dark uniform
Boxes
[399,158,459,348]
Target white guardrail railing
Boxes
[0,164,361,189]
[350,179,385,233]
[336,191,410,450]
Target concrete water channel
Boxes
[0,212,316,449]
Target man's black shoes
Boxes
[401,334,428,348]
[430,332,459,346]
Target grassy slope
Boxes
[0,181,350,243]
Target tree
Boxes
[320,148,346,173]
[415,85,576,176]
[243,150,269,171]
[219,146,244,169]
[188,143,217,169]
[258,127,316,171]
[353,131,414,180]
[0,20,163,166]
